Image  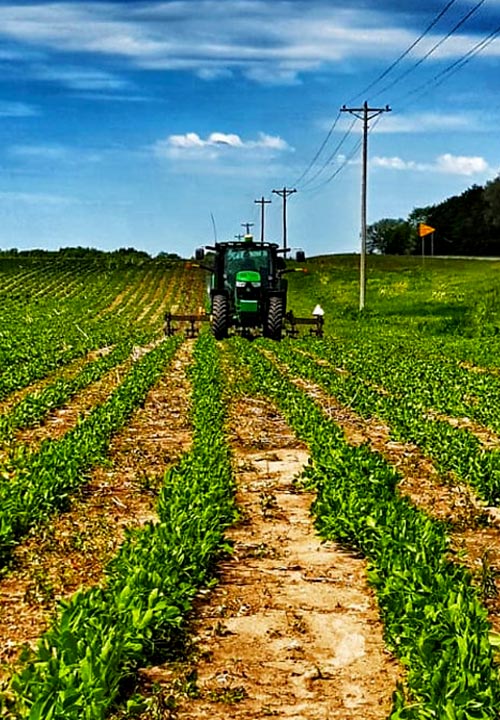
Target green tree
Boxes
[484,175,500,228]
[426,185,493,255]
[367,218,416,254]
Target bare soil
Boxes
[137,271,176,326]
[0,346,113,419]
[0,341,193,678]
[424,409,500,450]
[0,339,166,466]
[136,396,400,719]
[292,376,500,633]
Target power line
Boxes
[399,21,500,108]
[281,0,496,220]
[291,0,460,188]
[303,113,384,195]
[372,0,488,99]
[299,117,357,189]
[292,111,341,187]
[302,137,362,195]
[254,196,272,244]
[341,103,391,311]
[348,0,458,103]
[241,222,254,235]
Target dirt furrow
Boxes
[136,269,174,325]
[296,349,500,450]
[291,376,500,632]
[0,346,114,418]
[97,286,131,318]
[0,341,193,678]
[424,409,500,450]
[139,395,399,719]
[116,269,155,318]
[0,340,167,465]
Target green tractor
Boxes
[165,235,323,340]
[196,235,304,340]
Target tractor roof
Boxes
[206,241,280,252]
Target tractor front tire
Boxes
[265,296,284,341]
[212,294,229,340]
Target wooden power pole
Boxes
[254,196,272,244]
[272,187,296,252]
[241,222,254,236]
[341,101,391,311]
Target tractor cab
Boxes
[226,244,271,326]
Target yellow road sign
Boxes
[418,223,436,237]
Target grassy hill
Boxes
[287,253,500,338]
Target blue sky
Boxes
[0,0,500,257]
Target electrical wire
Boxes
[372,0,487,99]
[287,0,467,191]
[301,138,362,195]
[284,0,495,200]
[299,117,357,189]
[302,114,384,196]
[292,111,341,187]
[348,0,458,103]
[399,21,500,108]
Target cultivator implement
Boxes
[283,311,324,338]
[164,312,210,338]
[164,309,324,338]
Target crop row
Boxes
[0,341,136,443]
[0,336,183,568]
[271,339,500,506]
[3,332,236,720]
[0,263,179,402]
[0,262,99,302]
[308,336,500,434]
[235,338,500,719]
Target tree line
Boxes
[368,175,500,256]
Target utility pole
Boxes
[234,233,244,241]
[254,196,272,244]
[341,101,391,311]
[241,222,254,236]
[272,187,296,252]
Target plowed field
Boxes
[1,252,500,720]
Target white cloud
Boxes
[167,132,205,150]
[196,67,233,81]
[0,101,38,117]
[209,133,244,148]
[72,93,154,103]
[256,134,289,151]
[10,144,70,160]
[370,112,479,134]
[372,153,492,176]
[0,1,496,86]
[435,153,490,176]
[9,143,103,165]
[243,66,302,86]
[154,130,291,160]
[0,191,76,205]
[34,65,130,91]
[372,156,418,170]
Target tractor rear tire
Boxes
[212,294,229,340]
[265,296,284,341]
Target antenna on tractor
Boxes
[210,212,218,244]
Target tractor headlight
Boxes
[236,281,246,288]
